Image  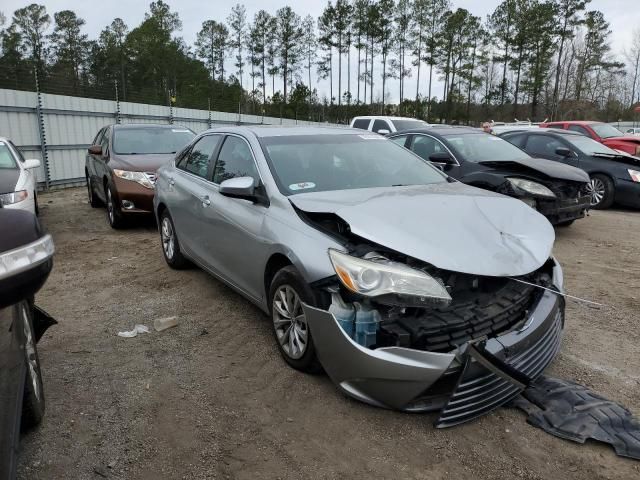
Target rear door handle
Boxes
[201,195,211,207]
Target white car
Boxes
[625,127,640,136]
[350,116,431,134]
[0,138,41,214]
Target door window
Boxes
[213,136,259,184]
[352,119,371,130]
[568,125,590,136]
[410,135,447,161]
[501,133,527,148]
[372,119,391,133]
[100,128,110,155]
[181,135,221,178]
[92,128,105,146]
[390,135,409,147]
[525,135,565,160]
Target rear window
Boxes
[392,119,429,131]
[113,127,195,155]
[0,143,17,169]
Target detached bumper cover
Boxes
[537,194,591,224]
[304,262,564,425]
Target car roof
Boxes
[501,128,583,136]
[545,120,599,125]
[112,123,193,130]
[201,125,358,138]
[351,116,424,121]
[389,126,482,136]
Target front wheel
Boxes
[20,303,45,430]
[159,210,189,269]
[87,175,101,208]
[106,183,125,229]
[269,266,321,373]
[587,174,614,210]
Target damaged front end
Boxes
[304,240,564,426]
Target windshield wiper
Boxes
[591,152,627,158]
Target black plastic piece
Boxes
[511,376,640,461]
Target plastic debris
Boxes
[154,316,179,332]
[511,376,640,460]
[117,324,150,338]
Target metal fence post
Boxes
[208,98,212,129]
[114,80,121,124]
[34,70,50,190]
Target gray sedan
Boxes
[154,126,565,426]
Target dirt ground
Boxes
[16,187,640,480]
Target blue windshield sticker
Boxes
[289,182,316,191]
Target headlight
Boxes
[0,190,28,205]
[113,169,155,189]
[507,178,556,198]
[0,234,55,281]
[328,249,451,305]
[628,169,640,183]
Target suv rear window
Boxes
[352,119,371,130]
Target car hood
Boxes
[110,153,175,172]
[478,157,589,183]
[0,168,20,194]
[602,136,640,144]
[290,182,555,277]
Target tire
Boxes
[34,190,39,216]
[159,210,189,269]
[588,174,615,210]
[105,182,125,229]
[555,220,574,227]
[20,303,45,430]
[87,175,101,208]
[268,266,322,373]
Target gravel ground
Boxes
[16,187,640,480]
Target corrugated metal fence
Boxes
[0,88,335,189]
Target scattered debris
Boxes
[92,465,108,478]
[154,316,179,332]
[117,324,150,338]
[199,328,209,336]
[511,376,640,460]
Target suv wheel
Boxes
[269,266,321,373]
[20,303,45,429]
[106,183,125,228]
[87,175,101,208]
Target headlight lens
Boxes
[507,178,556,198]
[328,249,451,305]
[0,190,28,205]
[0,234,55,281]
[628,169,640,183]
[113,169,155,189]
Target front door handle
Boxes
[201,195,211,207]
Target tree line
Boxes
[0,0,639,124]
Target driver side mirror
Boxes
[377,129,390,135]
[23,158,41,170]
[429,152,456,165]
[555,147,573,157]
[219,176,257,202]
[88,145,102,155]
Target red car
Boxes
[540,121,640,157]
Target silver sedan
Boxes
[153,126,564,427]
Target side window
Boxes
[213,136,259,184]
[100,128,110,155]
[92,128,105,146]
[352,119,371,130]
[568,125,589,136]
[525,135,565,159]
[390,135,409,147]
[410,135,446,161]
[181,135,221,178]
[502,133,527,148]
[372,119,391,133]
[8,141,25,162]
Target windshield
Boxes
[444,133,530,162]
[113,127,195,155]
[392,119,429,131]
[564,135,622,155]
[0,143,17,169]
[262,134,447,195]
[591,123,623,139]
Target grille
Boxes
[435,308,563,428]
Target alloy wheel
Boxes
[586,177,605,206]
[22,305,42,404]
[106,188,114,224]
[161,217,175,260]
[272,285,308,360]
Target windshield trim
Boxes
[258,134,449,197]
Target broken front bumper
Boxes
[304,261,564,424]
[537,194,591,225]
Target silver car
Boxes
[154,126,564,427]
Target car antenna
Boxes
[508,277,606,308]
